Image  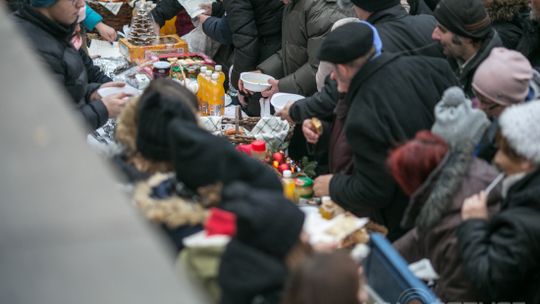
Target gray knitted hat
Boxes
[499,101,540,164]
[432,87,490,147]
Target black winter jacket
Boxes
[329,53,459,241]
[151,0,183,27]
[225,0,283,89]
[457,168,540,303]
[288,5,443,125]
[14,5,109,129]
[367,5,443,57]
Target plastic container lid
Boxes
[211,73,218,80]
[236,144,252,155]
[295,176,313,187]
[215,65,222,71]
[205,70,212,76]
[321,196,332,203]
[153,61,170,69]
[283,170,292,178]
[251,140,266,152]
[200,66,207,72]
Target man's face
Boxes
[531,0,540,21]
[330,64,352,93]
[47,0,85,26]
[432,23,464,59]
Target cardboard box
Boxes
[119,34,189,63]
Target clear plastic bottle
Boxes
[282,170,296,202]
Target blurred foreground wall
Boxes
[0,4,208,304]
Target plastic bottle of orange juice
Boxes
[215,65,226,85]
[209,72,225,116]
[197,66,207,115]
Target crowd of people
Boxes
[6,0,540,302]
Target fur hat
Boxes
[136,79,198,161]
[432,87,490,147]
[434,0,491,39]
[472,48,533,106]
[222,182,305,258]
[167,119,282,191]
[499,101,540,164]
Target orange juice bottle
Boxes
[215,65,226,85]
[197,66,207,115]
[209,72,225,116]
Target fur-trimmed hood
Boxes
[487,0,528,22]
[401,143,500,231]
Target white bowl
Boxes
[270,93,305,111]
[98,84,140,98]
[240,72,274,92]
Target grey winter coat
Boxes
[256,0,349,96]
[394,146,500,302]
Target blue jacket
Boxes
[83,5,103,31]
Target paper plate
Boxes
[98,85,140,98]
[270,93,305,111]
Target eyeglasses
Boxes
[473,90,502,111]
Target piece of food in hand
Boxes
[324,215,361,240]
[311,117,322,135]
[364,220,388,236]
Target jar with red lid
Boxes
[251,140,266,161]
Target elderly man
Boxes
[14,0,129,129]
[308,22,457,240]
[432,0,502,97]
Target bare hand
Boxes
[275,101,294,122]
[261,78,279,98]
[199,3,212,15]
[314,174,333,197]
[197,14,210,24]
[302,119,320,144]
[152,22,160,35]
[102,92,130,118]
[95,22,117,42]
[461,191,488,220]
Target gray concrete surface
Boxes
[0,4,209,304]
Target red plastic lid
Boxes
[236,144,252,155]
[251,140,266,152]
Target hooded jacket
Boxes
[14,4,110,129]
[393,146,500,302]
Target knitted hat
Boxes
[431,86,490,146]
[472,48,533,106]
[434,0,491,39]
[499,101,540,164]
[351,0,399,12]
[136,79,198,161]
[31,0,58,7]
[319,22,374,64]
[167,119,282,191]
[222,182,305,258]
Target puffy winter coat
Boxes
[257,0,348,96]
[14,5,110,129]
